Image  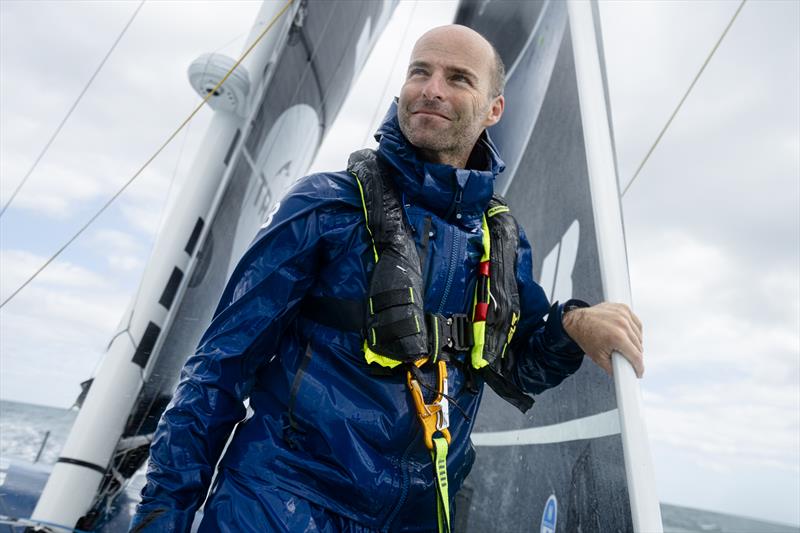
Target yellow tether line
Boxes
[0,0,295,310]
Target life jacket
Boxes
[300,148,535,410]
[330,148,535,412]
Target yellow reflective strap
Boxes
[432,315,439,362]
[351,171,379,263]
[479,214,490,262]
[432,437,451,533]
[369,297,374,315]
[363,340,403,368]
[487,204,510,218]
[470,321,488,369]
[468,214,491,369]
[471,280,479,321]
[409,287,415,304]
[414,314,420,333]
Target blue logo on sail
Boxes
[540,494,558,533]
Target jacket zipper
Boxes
[437,228,463,314]
[382,432,419,531]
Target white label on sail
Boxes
[539,219,580,303]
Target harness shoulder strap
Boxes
[347,149,428,364]
[478,195,535,412]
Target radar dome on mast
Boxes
[188,53,250,116]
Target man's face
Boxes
[398,26,503,167]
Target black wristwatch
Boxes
[562,298,590,315]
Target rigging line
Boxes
[126,2,383,450]
[125,3,368,453]
[125,48,214,323]
[121,107,194,336]
[89,24,244,344]
[121,2,343,454]
[236,0,339,185]
[0,0,295,311]
[212,30,248,55]
[156,96,194,236]
[0,0,146,219]
[109,0,307,457]
[360,0,419,147]
[127,1,343,444]
[621,0,747,198]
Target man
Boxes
[131,25,643,532]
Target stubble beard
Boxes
[398,102,481,166]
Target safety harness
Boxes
[302,149,536,532]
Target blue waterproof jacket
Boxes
[131,102,584,532]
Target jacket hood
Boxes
[374,99,505,225]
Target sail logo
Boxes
[540,494,558,533]
[253,104,320,230]
[539,220,580,303]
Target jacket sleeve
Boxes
[508,226,587,395]
[130,176,337,532]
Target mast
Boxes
[566,1,662,530]
[30,2,299,528]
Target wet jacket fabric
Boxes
[131,102,584,533]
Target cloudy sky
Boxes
[1,0,798,527]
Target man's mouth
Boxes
[412,108,451,121]
[409,102,452,120]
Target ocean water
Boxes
[1,399,797,532]
[0,399,77,465]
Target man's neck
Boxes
[416,147,470,169]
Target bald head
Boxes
[413,25,505,97]
[397,24,506,168]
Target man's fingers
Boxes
[614,337,644,378]
[608,310,642,354]
[617,302,641,327]
[625,323,643,354]
[565,301,646,379]
[588,352,613,376]
[617,304,643,344]
[630,314,643,345]
[612,304,643,351]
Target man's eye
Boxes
[409,68,428,77]
[451,74,471,84]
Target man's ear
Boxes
[483,95,504,128]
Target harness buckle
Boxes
[427,313,473,354]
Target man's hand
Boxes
[562,302,644,378]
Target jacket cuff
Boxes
[543,299,590,358]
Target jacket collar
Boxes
[374,100,505,226]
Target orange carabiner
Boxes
[407,359,451,450]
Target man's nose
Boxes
[421,72,446,101]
